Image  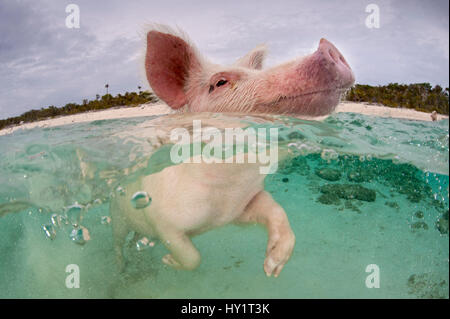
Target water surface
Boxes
[0,112,448,298]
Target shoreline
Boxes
[0,102,448,136]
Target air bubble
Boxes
[116,186,126,196]
[321,149,338,161]
[69,226,90,245]
[136,237,151,251]
[297,144,311,156]
[65,203,84,226]
[42,224,56,240]
[101,216,111,225]
[59,214,68,225]
[51,214,62,227]
[131,191,152,209]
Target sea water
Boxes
[0,112,448,298]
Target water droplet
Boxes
[359,155,365,162]
[59,214,69,225]
[42,224,56,240]
[366,154,372,161]
[136,237,150,251]
[101,216,111,225]
[65,204,84,226]
[131,191,152,209]
[51,214,62,227]
[116,186,126,196]
[69,226,90,245]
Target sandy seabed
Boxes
[0,102,448,136]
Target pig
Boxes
[110,26,354,277]
[145,26,354,116]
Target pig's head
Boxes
[145,27,354,116]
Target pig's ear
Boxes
[234,45,267,70]
[145,30,201,109]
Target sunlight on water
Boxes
[0,112,448,298]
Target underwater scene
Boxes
[0,112,448,298]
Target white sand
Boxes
[335,102,448,122]
[0,101,447,136]
[0,103,174,136]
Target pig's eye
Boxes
[209,79,228,93]
[216,79,228,87]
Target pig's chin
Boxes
[270,88,345,117]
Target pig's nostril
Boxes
[339,55,350,68]
[328,49,338,63]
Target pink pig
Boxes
[110,26,354,277]
[145,26,354,115]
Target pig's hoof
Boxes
[264,231,295,278]
[162,254,181,269]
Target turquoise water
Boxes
[0,112,448,298]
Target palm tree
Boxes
[105,84,109,95]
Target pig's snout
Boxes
[315,38,355,88]
[319,38,350,69]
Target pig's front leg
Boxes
[159,230,201,271]
[235,191,295,277]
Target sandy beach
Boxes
[0,101,447,136]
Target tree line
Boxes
[0,90,158,131]
[0,82,448,131]
[344,83,449,115]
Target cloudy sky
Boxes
[0,0,448,119]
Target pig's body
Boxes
[112,156,295,276]
[111,146,295,276]
[110,26,354,277]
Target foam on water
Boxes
[0,112,448,298]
